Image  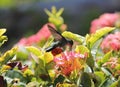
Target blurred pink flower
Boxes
[17,23,55,46]
[102,57,120,76]
[90,13,119,33]
[54,51,87,76]
[102,57,118,69]
[101,32,120,53]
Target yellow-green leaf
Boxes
[0,35,8,47]
[23,69,34,77]
[56,83,77,87]
[44,8,53,17]
[56,8,64,17]
[97,50,112,67]
[44,52,53,63]
[87,27,115,48]
[51,6,57,14]
[75,45,89,54]
[0,46,18,65]
[0,29,6,36]
[0,65,11,74]
[62,31,84,44]
[26,46,42,57]
[26,46,45,64]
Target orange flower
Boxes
[54,51,86,76]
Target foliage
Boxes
[0,7,120,87]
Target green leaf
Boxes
[26,46,42,57]
[23,69,33,77]
[0,29,6,36]
[46,61,55,80]
[75,45,89,54]
[44,8,53,17]
[26,81,40,87]
[62,31,84,44]
[26,46,44,64]
[54,75,65,86]
[0,35,8,47]
[99,78,114,87]
[5,70,27,83]
[109,76,120,87]
[91,73,101,87]
[0,47,18,65]
[44,52,53,64]
[56,8,64,17]
[86,54,94,68]
[94,71,106,86]
[97,51,112,67]
[118,79,120,87]
[51,6,57,14]
[75,45,94,68]
[56,83,77,87]
[87,27,115,48]
[80,72,91,87]
[90,38,103,56]
[109,80,118,87]
[0,29,7,46]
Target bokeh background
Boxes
[0,0,120,50]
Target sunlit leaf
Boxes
[0,46,18,65]
[0,65,11,74]
[97,51,112,67]
[44,52,53,64]
[26,81,40,87]
[26,46,42,57]
[75,45,89,54]
[47,69,56,81]
[17,46,29,60]
[62,31,84,44]
[23,69,33,77]
[56,83,77,87]
[87,27,115,48]
[0,29,8,47]
[0,35,8,47]
[0,29,6,36]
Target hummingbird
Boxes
[45,25,73,55]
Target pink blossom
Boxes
[102,57,118,69]
[90,13,119,33]
[101,32,120,53]
[17,38,27,46]
[17,23,55,46]
[54,51,87,76]
[102,57,120,76]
